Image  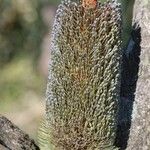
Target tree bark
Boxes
[0,115,40,150]
[127,1,150,150]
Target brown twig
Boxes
[0,115,40,150]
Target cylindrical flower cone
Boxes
[44,0,122,149]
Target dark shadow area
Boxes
[115,24,141,150]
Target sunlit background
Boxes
[0,0,61,140]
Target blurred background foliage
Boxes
[0,0,61,139]
[0,0,43,65]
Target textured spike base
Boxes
[46,0,122,149]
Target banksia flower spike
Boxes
[43,0,122,149]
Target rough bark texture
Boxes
[0,115,40,150]
[114,0,149,149]
[0,144,8,150]
[127,0,150,150]
[115,24,141,150]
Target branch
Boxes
[0,115,40,150]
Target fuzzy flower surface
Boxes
[44,0,122,149]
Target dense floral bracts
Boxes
[82,0,97,9]
[44,0,122,149]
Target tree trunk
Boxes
[127,0,150,149]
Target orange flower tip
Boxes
[82,0,97,9]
